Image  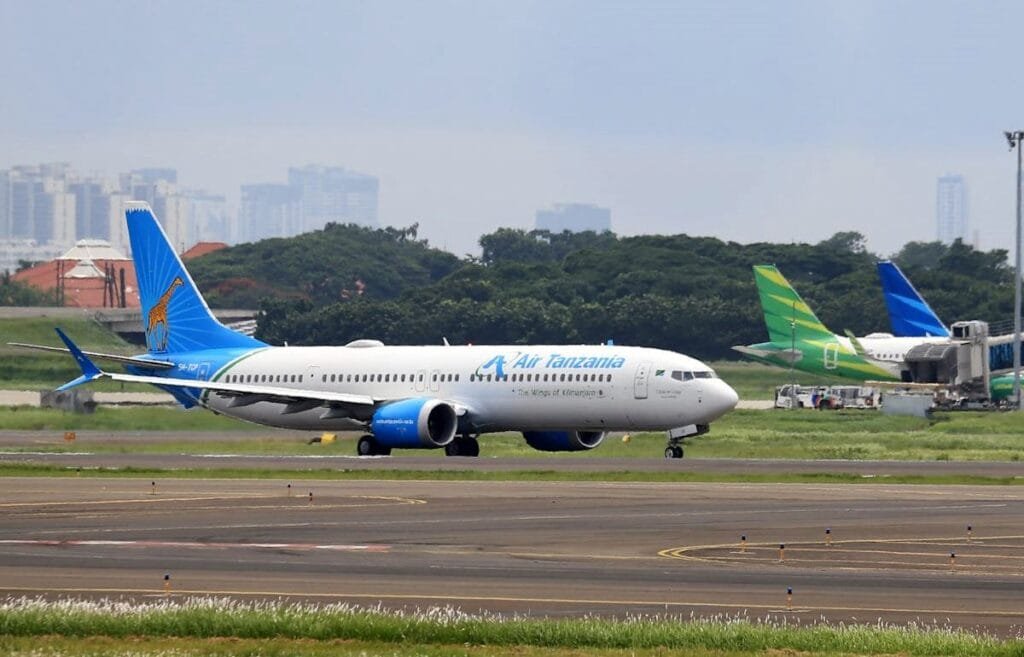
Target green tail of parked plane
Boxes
[733,265,909,382]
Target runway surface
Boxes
[1,476,1022,634]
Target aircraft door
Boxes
[307,364,321,387]
[823,343,840,370]
[197,362,210,381]
[415,369,427,393]
[430,369,441,392]
[633,361,651,399]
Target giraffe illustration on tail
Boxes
[146,276,183,352]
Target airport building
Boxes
[936,174,968,244]
[535,203,611,233]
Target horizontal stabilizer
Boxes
[8,342,175,370]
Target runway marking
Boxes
[0,585,1021,619]
[659,535,1024,574]
[0,539,390,552]
[0,494,426,514]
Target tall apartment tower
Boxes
[535,203,612,233]
[238,184,301,242]
[936,174,968,244]
[287,164,379,230]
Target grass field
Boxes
[0,316,154,391]
[0,598,1017,657]
[4,407,1023,463]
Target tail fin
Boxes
[876,261,949,338]
[126,202,265,354]
[752,265,836,344]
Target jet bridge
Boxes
[903,320,991,401]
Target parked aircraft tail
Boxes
[126,202,265,355]
[752,264,837,345]
[876,261,949,338]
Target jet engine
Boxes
[522,430,606,452]
[371,398,458,448]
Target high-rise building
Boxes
[936,175,968,244]
[185,190,231,246]
[119,169,190,252]
[239,183,300,242]
[287,164,379,230]
[535,203,612,233]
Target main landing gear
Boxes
[663,424,709,459]
[357,434,391,457]
[664,445,684,459]
[445,434,480,457]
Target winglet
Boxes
[54,328,104,391]
[843,329,868,357]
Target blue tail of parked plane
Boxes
[126,202,265,355]
[876,261,949,338]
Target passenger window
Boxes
[608,375,612,383]
[455,374,460,382]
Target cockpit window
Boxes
[671,370,695,381]
[693,371,715,379]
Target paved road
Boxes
[0,477,1022,634]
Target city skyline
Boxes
[3,2,1023,257]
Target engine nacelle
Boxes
[522,430,606,452]
[371,398,457,449]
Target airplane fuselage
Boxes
[160,343,736,433]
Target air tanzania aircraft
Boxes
[732,265,948,381]
[36,202,738,458]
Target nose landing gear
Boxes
[663,423,709,459]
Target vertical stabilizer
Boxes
[877,261,950,338]
[752,265,837,345]
[126,202,265,354]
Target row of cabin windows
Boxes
[225,371,614,385]
[320,372,459,384]
[226,373,303,384]
[470,372,612,383]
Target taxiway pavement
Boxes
[0,476,1022,634]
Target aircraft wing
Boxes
[51,329,473,417]
[9,342,176,370]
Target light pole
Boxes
[1005,130,1024,410]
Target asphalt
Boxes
[1,475,1023,634]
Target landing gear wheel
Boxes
[445,435,480,457]
[664,444,684,459]
[357,435,389,456]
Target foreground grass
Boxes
[0,635,776,657]
[0,598,1018,656]
[4,407,1024,462]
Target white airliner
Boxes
[38,203,739,458]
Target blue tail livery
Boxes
[126,201,265,354]
[876,261,949,338]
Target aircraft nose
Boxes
[703,379,739,421]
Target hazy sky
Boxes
[3,1,1023,256]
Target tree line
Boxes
[187,222,1014,361]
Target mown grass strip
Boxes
[0,598,1019,656]
[0,462,1021,486]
